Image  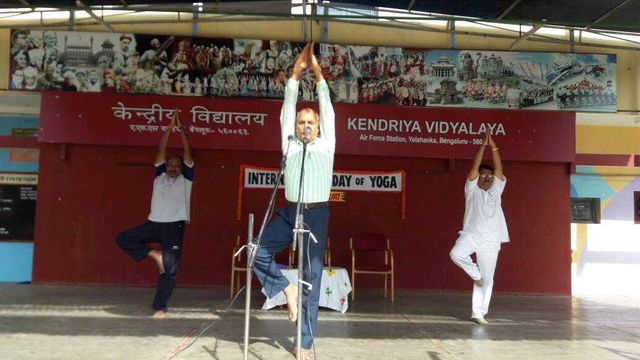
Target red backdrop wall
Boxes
[32,143,571,294]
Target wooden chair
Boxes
[350,233,394,302]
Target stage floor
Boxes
[1,284,639,359]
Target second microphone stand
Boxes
[239,137,292,360]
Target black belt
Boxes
[287,201,329,209]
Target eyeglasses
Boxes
[479,174,494,179]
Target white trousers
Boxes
[450,236,501,319]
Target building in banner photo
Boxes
[9,29,617,112]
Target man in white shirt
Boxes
[450,132,508,325]
[116,111,193,318]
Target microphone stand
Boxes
[293,134,317,360]
[237,137,293,360]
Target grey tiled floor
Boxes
[1,284,639,359]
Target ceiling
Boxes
[0,0,639,33]
[344,0,640,32]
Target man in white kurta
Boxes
[450,133,508,325]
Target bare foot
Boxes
[291,347,314,360]
[283,284,298,322]
[152,310,166,319]
[473,278,484,287]
[471,317,489,325]
[148,249,165,274]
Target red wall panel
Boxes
[33,144,571,294]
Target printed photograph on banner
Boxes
[423,50,464,106]
[234,40,311,100]
[10,29,617,112]
[394,49,430,107]
[134,35,237,96]
[319,44,360,104]
[9,30,128,92]
[421,49,616,111]
[352,46,404,105]
[403,49,426,76]
[546,54,617,111]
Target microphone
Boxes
[303,126,312,144]
[282,134,295,167]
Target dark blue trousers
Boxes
[252,206,329,350]
[115,220,185,311]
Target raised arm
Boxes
[468,133,488,181]
[310,44,335,149]
[309,43,324,83]
[175,110,193,165]
[280,43,309,151]
[291,43,310,82]
[487,133,504,180]
[155,113,176,165]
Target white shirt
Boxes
[148,161,194,223]
[281,78,335,203]
[459,176,509,243]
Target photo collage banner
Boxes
[9,29,617,112]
